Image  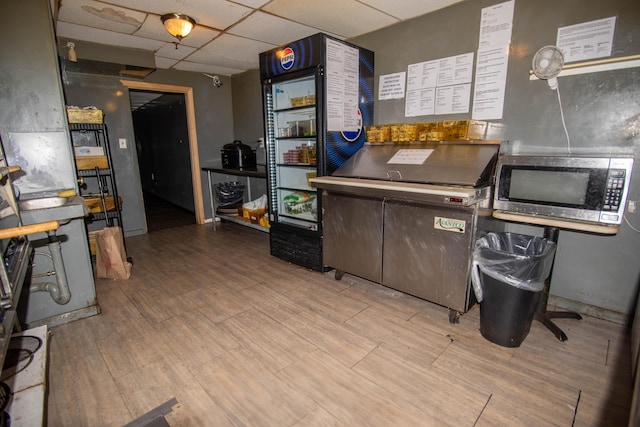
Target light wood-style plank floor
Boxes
[47,223,633,426]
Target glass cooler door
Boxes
[266,73,319,231]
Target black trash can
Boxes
[472,232,556,348]
[215,181,245,213]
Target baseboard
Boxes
[24,304,101,329]
[549,294,629,325]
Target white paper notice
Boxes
[379,72,406,100]
[407,61,438,91]
[405,88,436,117]
[387,149,434,165]
[435,84,471,115]
[437,53,475,86]
[473,0,514,120]
[556,17,616,63]
[326,38,359,132]
[479,0,515,48]
[404,53,473,117]
[472,45,510,120]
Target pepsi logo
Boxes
[341,109,363,142]
[280,47,295,70]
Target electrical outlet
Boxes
[629,201,636,213]
[119,138,127,149]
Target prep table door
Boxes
[382,200,475,312]
[322,192,382,283]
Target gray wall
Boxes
[231,70,267,199]
[347,0,640,321]
[0,0,97,327]
[61,68,235,235]
[0,0,76,195]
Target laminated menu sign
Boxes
[478,0,514,49]
[326,38,359,132]
[379,72,406,100]
[556,17,616,63]
[472,0,514,120]
[387,149,434,165]
[472,45,510,120]
[405,53,473,117]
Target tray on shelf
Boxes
[75,155,108,170]
[83,195,122,213]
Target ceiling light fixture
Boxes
[161,13,196,49]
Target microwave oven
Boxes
[494,155,634,225]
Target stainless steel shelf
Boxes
[216,214,269,232]
[202,165,269,233]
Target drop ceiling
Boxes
[52,0,464,76]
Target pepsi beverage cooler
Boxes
[259,33,374,271]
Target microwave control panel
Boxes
[603,169,626,211]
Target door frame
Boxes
[120,80,205,225]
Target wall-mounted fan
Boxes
[532,45,564,90]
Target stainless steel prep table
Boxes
[311,141,501,322]
[201,164,268,232]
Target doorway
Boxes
[120,80,205,229]
[130,89,196,231]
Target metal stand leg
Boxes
[207,170,216,231]
[534,226,582,341]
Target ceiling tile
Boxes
[102,0,254,30]
[154,56,179,69]
[57,21,166,51]
[195,34,276,63]
[232,0,271,8]
[57,0,147,34]
[262,0,399,38]
[360,0,463,20]
[172,61,245,76]
[186,50,258,70]
[155,44,197,60]
[228,11,334,46]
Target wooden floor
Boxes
[143,191,196,232]
[47,223,633,426]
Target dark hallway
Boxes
[143,191,195,232]
[131,89,196,233]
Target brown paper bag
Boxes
[95,226,132,279]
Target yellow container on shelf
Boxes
[391,123,418,143]
[390,124,400,142]
[365,125,379,143]
[290,95,315,107]
[366,125,389,143]
[417,122,438,141]
[437,119,488,140]
[246,207,267,224]
[83,195,122,213]
[306,172,317,187]
[88,230,98,256]
[461,120,487,140]
[66,108,103,124]
[290,97,305,107]
[379,125,391,142]
[437,120,457,140]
